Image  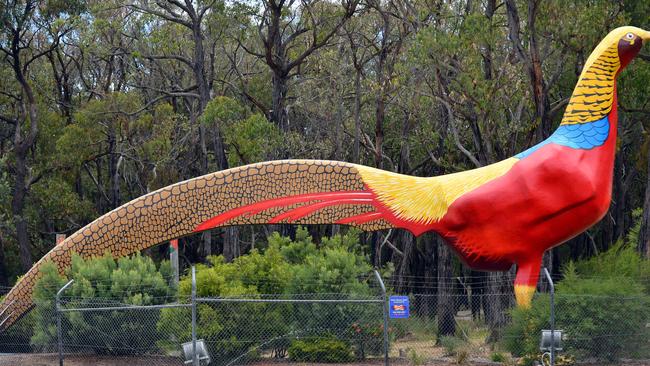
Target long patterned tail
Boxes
[0,160,416,331]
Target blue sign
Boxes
[389,296,409,318]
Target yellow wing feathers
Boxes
[355,158,519,223]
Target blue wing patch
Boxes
[515,116,610,159]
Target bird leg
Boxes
[514,255,542,308]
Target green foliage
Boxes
[406,348,426,366]
[502,294,550,358]
[30,176,94,225]
[0,308,35,353]
[504,243,650,361]
[555,267,648,360]
[439,335,467,356]
[287,337,354,363]
[391,312,437,341]
[158,228,386,363]
[571,240,650,291]
[201,96,247,127]
[224,113,281,165]
[490,352,506,362]
[44,0,86,18]
[0,157,10,203]
[30,260,67,350]
[201,96,281,166]
[31,253,173,355]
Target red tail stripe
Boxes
[269,198,374,223]
[194,191,372,231]
[336,212,383,225]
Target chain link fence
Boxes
[0,273,649,365]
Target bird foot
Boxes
[514,284,536,308]
[514,255,543,308]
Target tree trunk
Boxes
[539,250,553,292]
[375,73,386,169]
[0,230,8,286]
[469,270,484,321]
[193,24,210,110]
[420,237,436,318]
[11,59,39,272]
[108,124,120,209]
[505,0,551,141]
[638,142,650,258]
[199,123,209,173]
[223,227,239,262]
[271,72,289,131]
[191,14,239,260]
[353,68,362,163]
[394,231,414,293]
[12,152,32,271]
[436,235,456,338]
[212,126,228,173]
[484,269,515,342]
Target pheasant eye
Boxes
[625,32,635,40]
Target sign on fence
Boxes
[389,296,409,318]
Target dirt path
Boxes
[0,353,182,366]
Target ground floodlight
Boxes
[182,339,211,365]
[540,329,563,352]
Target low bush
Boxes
[502,294,550,357]
[288,337,354,363]
[32,253,174,355]
[503,242,650,362]
[438,335,466,356]
[555,268,648,360]
[0,302,36,352]
[350,321,384,359]
[490,352,506,362]
[158,227,388,364]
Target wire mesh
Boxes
[195,294,385,366]
[0,279,648,365]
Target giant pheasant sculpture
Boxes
[1,26,649,330]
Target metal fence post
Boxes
[373,270,389,366]
[56,279,74,366]
[191,266,198,366]
[543,268,555,366]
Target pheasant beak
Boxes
[642,30,650,42]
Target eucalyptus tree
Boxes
[127,0,227,171]
[0,0,83,270]
[232,0,359,132]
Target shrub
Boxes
[490,352,506,362]
[158,227,389,364]
[503,243,650,362]
[288,337,354,363]
[555,267,648,360]
[391,310,437,341]
[350,322,385,359]
[32,253,174,355]
[0,303,36,352]
[406,348,426,366]
[502,294,550,357]
[439,335,466,356]
[454,348,469,365]
[490,352,512,364]
[30,260,67,351]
